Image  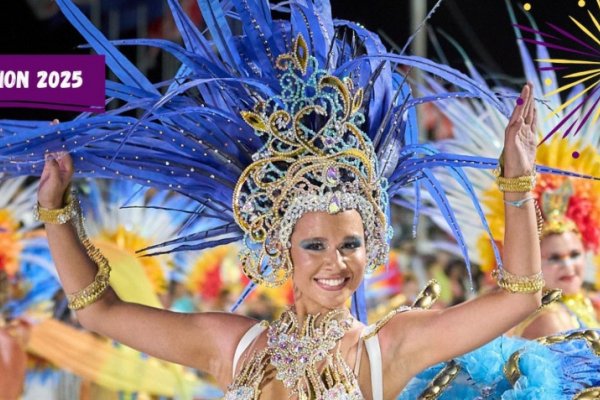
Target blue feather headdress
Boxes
[0,0,517,320]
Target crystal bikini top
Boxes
[224,308,364,400]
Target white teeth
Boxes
[317,278,345,287]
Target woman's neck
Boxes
[290,302,349,325]
[286,304,351,327]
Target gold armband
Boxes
[539,288,562,310]
[492,267,544,294]
[412,279,441,309]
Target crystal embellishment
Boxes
[224,386,254,400]
[267,309,354,395]
[225,309,363,399]
[326,166,339,186]
[328,194,342,214]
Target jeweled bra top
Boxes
[224,308,365,400]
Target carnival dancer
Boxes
[35,77,542,400]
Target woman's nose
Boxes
[324,248,347,270]
[557,257,577,269]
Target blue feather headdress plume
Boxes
[0,0,515,320]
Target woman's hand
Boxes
[38,151,73,209]
[502,82,537,178]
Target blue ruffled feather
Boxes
[401,332,600,400]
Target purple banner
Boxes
[0,55,105,112]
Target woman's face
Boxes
[540,231,585,295]
[289,210,367,314]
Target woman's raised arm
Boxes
[379,83,542,395]
[38,152,255,388]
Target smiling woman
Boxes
[541,232,585,296]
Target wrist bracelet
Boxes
[34,188,77,224]
[504,196,535,208]
[493,168,537,192]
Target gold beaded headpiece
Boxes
[540,180,579,238]
[232,35,391,287]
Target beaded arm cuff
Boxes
[492,268,544,294]
[493,168,537,193]
[34,189,112,310]
[34,190,77,224]
[493,153,537,193]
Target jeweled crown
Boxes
[233,35,390,287]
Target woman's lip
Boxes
[559,276,575,281]
[314,277,349,291]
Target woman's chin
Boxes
[555,278,582,295]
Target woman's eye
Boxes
[548,256,561,263]
[570,251,582,259]
[342,241,361,250]
[304,242,325,251]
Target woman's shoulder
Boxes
[517,303,577,339]
[370,280,442,342]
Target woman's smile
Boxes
[313,276,351,291]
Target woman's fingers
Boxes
[39,152,72,197]
[508,85,528,126]
[523,83,534,126]
[57,152,74,179]
[506,116,524,144]
[42,153,60,179]
[505,84,529,146]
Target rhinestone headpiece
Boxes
[541,180,579,238]
[233,35,391,287]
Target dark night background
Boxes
[0,0,591,119]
